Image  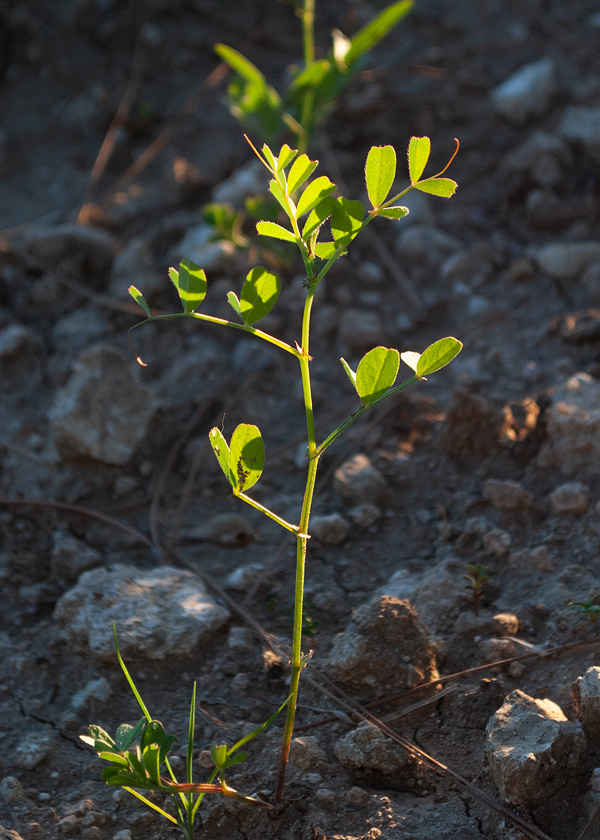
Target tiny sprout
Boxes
[464,564,489,617]
[570,597,600,636]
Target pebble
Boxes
[571,667,600,739]
[334,721,408,773]
[482,528,511,556]
[491,613,519,636]
[54,564,230,661]
[112,832,132,840]
[484,479,533,511]
[51,530,102,583]
[70,677,112,710]
[337,308,384,353]
[170,223,237,274]
[20,223,116,276]
[334,454,389,507]
[558,104,600,161]
[310,513,350,545]
[225,562,266,592]
[549,482,590,514]
[348,502,381,527]
[491,57,556,124]
[51,309,110,356]
[356,261,384,286]
[530,241,600,280]
[289,736,327,770]
[346,786,370,806]
[538,373,600,475]
[396,224,461,268]
[49,343,155,465]
[502,131,571,186]
[211,159,264,206]
[509,661,526,679]
[15,731,58,770]
[109,236,163,301]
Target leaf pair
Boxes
[407,136,458,197]
[228,266,281,326]
[129,258,208,318]
[364,146,409,216]
[209,424,264,494]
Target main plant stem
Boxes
[275,287,319,803]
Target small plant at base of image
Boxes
[570,596,600,636]
[464,564,489,617]
[126,132,462,812]
[81,625,288,839]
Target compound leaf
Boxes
[169,259,207,313]
[276,144,297,171]
[296,176,336,217]
[416,337,462,377]
[408,136,431,183]
[356,346,400,405]
[414,178,457,198]
[287,154,318,194]
[302,195,335,240]
[229,424,264,492]
[115,718,146,752]
[365,145,396,208]
[239,266,281,325]
[256,221,296,243]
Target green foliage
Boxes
[570,597,600,636]
[464,564,489,617]
[365,145,396,209]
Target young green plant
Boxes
[464,564,489,617]
[570,597,600,636]
[215,0,413,153]
[81,625,288,839]
[128,133,462,804]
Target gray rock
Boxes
[530,241,600,280]
[334,454,389,506]
[0,324,41,394]
[484,479,533,511]
[70,678,112,711]
[21,223,116,275]
[154,338,228,407]
[225,563,265,592]
[51,308,110,355]
[549,482,590,514]
[51,530,103,583]
[491,58,556,124]
[310,513,350,545]
[337,308,384,353]
[49,343,155,465]
[572,667,600,739]
[15,730,58,770]
[334,721,408,773]
[170,223,236,274]
[348,502,381,527]
[558,105,600,160]
[486,690,585,805]
[439,242,494,287]
[185,513,254,547]
[482,528,511,556]
[396,224,461,268]
[109,237,163,301]
[54,564,229,660]
[538,373,600,475]
[326,596,438,701]
[212,159,265,207]
[502,131,572,187]
[289,736,327,770]
[0,777,32,811]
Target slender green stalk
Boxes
[236,491,300,535]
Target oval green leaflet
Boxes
[238,266,281,325]
[365,145,396,209]
[210,424,265,493]
[356,346,400,405]
[402,337,463,378]
[168,258,207,314]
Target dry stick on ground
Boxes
[171,550,554,840]
[77,0,148,223]
[319,131,421,309]
[0,498,153,548]
[0,442,59,472]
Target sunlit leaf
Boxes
[302,196,335,239]
[229,424,265,492]
[227,291,242,319]
[356,346,400,405]
[169,259,207,313]
[378,205,409,219]
[287,154,318,194]
[256,221,296,242]
[414,178,457,198]
[128,286,151,317]
[400,350,420,372]
[277,144,297,170]
[416,337,462,377]
[269,179,290,213]
[331,197,364,245]
[365,145,396,208]
[313,241,338,259]
[261,144,278,171]
[340,357,358,392]
[98,752,130,767]
[209,427,234,488]
[141,721,166,751]
[296,176,336,217]
[239,266,281,325]
[408,136,431,183]
[214,43,266,86]
[210,743,228,768]
[115,719,146,752]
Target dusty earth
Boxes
[1,1,600,839]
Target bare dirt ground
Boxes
[1,1,600,839]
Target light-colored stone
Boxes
[337,308,384,353]
[51,309,109,355]
[54,564,230,660]
[491,613,519,636]
[49,344,155,465]
[21,223,116,274]
[310,513,350,545]
[334,454,389,506]
[558,105,600,161]
[326,596,438,700]
[484,479,533,511]
[486,690,585,805]
[225,563,265,592]
[549,482,590,513]
[212,159,264,206]
[348,503,381,527]
[0,827,25,840]
[482,528,511,556]
[491,58,556,124]
[334,721,408,773]
[396,224,461,268]
[530,242,600,281]
[289,736,327,770]
[572,667,600,739]
[539,374,600,475]
[170,223,236,274]
[15,730,58,770]
[71,677,112,710]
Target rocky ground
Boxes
[1,1,600,839]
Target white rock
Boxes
[310,513,350,545]
[486,690,585,805]
[484,479,533,511]
[49,343,155,465]
[70,677,112,710]
[572,667,600,739]
[54,564,229,660]
[491,58,556,124]
[170,223,236,273]
[225,563,265,591]
[212,160,265,206]
[15,731,58,770]
[334,454,389,506]
[558,105,600,161]
[396,224,462,268]
[334,721,408,773]
[382,558,467,633]
[20,223,116,274]
[549,482,590,514]
[538,374,600,475]
[530,241,600,280]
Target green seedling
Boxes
[81,625,288,839]
[215,0,413,153]
[128,134,462,805]
[570,597,600,636]
[464,564,489,617]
